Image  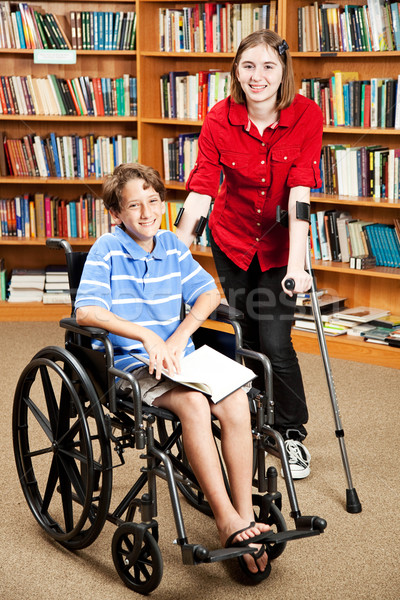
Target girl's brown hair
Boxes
[102,163,166,214]
[230,29,295,111]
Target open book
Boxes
[133,345,256,403]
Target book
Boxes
[133,344,256,404]
[332,306,390,323]
[295,293,346,316]
[293,319,348,336]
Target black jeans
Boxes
[211,234,308,439]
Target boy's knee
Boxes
[217,389,251,425]
[178,391,211,422]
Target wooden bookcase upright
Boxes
[1,0,399,368]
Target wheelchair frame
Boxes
[12,238,326,594]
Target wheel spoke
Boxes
[58,457,74,532]
[40,365,59,435]
[24,395,53,441]
[41,456,59,514]
[58,452,88,508]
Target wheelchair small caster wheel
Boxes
[112,523,163,594]
[252,494,287,560]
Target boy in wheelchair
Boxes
[75,162,270,578]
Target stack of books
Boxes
[8,268,45,303]
[43,265,70,304]
[293,291,349,336]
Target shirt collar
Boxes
[228,96,295,129]
[114,226,167,260]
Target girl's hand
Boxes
[282,270,312,297]
[142,331,179,380]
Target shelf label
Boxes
[34,49,77,65]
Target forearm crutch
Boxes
[285,236,362,514]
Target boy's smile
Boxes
[110,178,165,253]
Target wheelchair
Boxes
[12,238,327,594]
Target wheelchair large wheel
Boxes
[156,417,215,517]
[252,494,287,560]
[112,523,163,594]
[13,346,113,550]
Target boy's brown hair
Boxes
[102,163,166,214]
[230,29,295,111]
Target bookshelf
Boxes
[1,0,399,368]
[281,0,400,367]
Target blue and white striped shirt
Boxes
[75,226,217,373]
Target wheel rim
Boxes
[13,347,112,549]
[112,524,163,594]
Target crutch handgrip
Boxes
[284,278,295,291]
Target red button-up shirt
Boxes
[186,94,323,271]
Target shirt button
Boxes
[261,178,266,182]
[284,156,287,160]
[261,191,265,195]
[232,162,235,166]
[261,160,265,165]
[256,238,259,242]
[261,142,266,147]
[257,209,261,213]
[314,160,317,164]
[257,222,261,226]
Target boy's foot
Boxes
[282,439,311,479]
[222,521,270,575]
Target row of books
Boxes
[300,73,400,129]
[70,10,136,51]
[160,70,231,120]
[293,299,400,348]
[310,210,400,268]
[159,1,277,53]
[0,74,137,117]
[318,144,400,202]
[298,1,400,52]
[0,132,139,179]
[162,133,199,182]
[0,1,70,49]
[0,193,114,239]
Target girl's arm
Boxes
[175,190,213,248]
[76,305,179,380]
[282,185,313,296]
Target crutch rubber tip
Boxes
[346,488,362,514]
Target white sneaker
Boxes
[281,439,311,479]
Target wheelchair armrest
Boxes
[210,303,244,323]
[60,317,111,340]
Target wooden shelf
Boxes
[0,300,71,322]
[292,329,400,369]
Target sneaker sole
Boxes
[281,467,310,479]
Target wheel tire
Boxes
[112,523,163,594]
[13,346,113,550]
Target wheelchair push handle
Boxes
[46,238,73,254]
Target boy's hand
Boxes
[165,331,190,374]
[143,331,179,380]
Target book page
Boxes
[133,345,256,403]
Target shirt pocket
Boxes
[270,146,301,165]
[220,151,250,174]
